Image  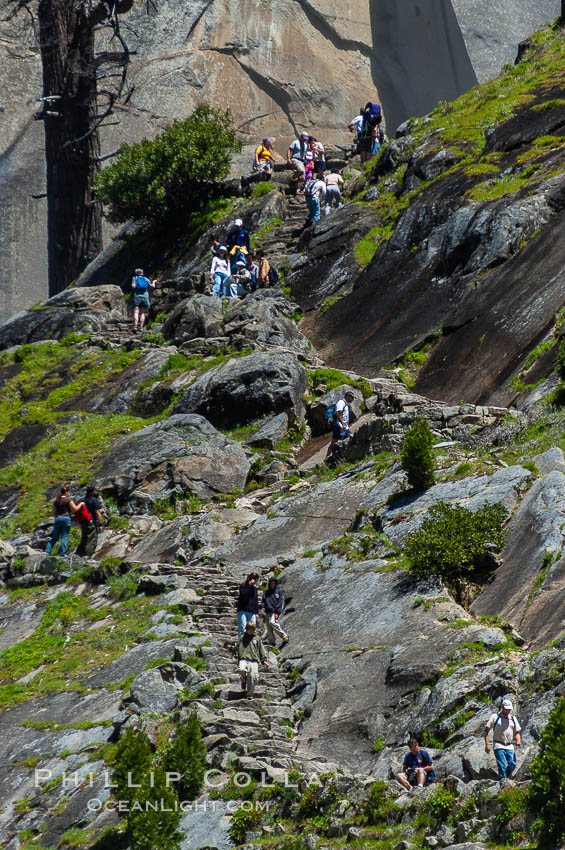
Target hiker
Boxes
[372,123,385,157]
[235,621,270,697]
[287,132,310,193]
[236,572,261,637]
[45,485,80,557]
[75,485,103,558]
[304,148,315,181]
[210,245,231,297]
[304,172,326,224]
[245,252,259,290]
[324,171,345,215]
[357,101,383,165]
[241,137,275,187]
[348,108,364,141]
[310,137,326,175]
[255,249,271,287]
[484,698,522,780]
[262,577,289,647]
[326,390,354,458]
[131,269,157,332]
[395,736,435,790]
[226,219,251,254]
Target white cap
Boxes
[502,698,513,710]
[235,218,243,227]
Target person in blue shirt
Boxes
[395,737,435,790]
[226,219,251,253]
[131,268,157,332]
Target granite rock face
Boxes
[1,0,558,320]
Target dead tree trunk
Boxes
[38,0,103,297]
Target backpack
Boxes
[304,178,318,197]
[135,275,149,291]
[324,403,337,423]
[75,503,92,524]
[268,267,279,285]
[363,102,382,129]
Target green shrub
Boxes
[127,767,182,850]
[163,712,207,801]
[404,501,507,582]
[422,784,458,823]
[250,181,276,198]
[496,786,529,844]
[400,418,436,490]
[95,105,242,224]
[364,779,400,825]
[228,805,263,844]
[528,695,565,846]
[112,727,153,806]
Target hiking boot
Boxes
[240,175,248,188]
[281,636,289,647]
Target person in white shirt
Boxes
[484,698,522,780]
[326,391,354,458]
[210,245,230,297]
[287,132,310,193]
[325,171,345,215]
[348,111,364,140]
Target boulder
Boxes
[95,414,251,503]
[0,286,128,351]
[162,295,224,346]
[223,293,312,358]
[246,412,289,449]
[172,351,307,429]
[127,662,204,715]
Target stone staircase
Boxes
[157,558,333,777]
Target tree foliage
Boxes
[127,766,182,850]
[95,105,242,224]
[528,695,565,846]
[404,501,507,581]
[400,418,436,491]
[163,712,207,801]
[112,726,153,806]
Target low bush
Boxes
[404,501,507,582]
[528,695,565,846]
[163,712,207,801]
[364,779,400,825]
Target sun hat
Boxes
[235,218,243,227]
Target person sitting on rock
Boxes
[236,572,261,637]
[245,252,259,290]
[75,484,103,558]
[241,137,276,187]
[395,736,435,790]
[210,245,231,297]
[255,248,271,287]
[235,621,270,697]
[325,171,345,215]
[326,391,354,458]
[226,218,250,254]
[287,132,310,193]
[484,697,522,781]
[131,268,157,332]
[262,577,289,648]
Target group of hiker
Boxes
[45,484,103,558]
[208,219,278,299]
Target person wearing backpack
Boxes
[262,577,289,648]
[226,219,251,254]
[304,172,326,224]
[131,269,157,332]
[357,101,383,165]
[326,391,354,458]
[484,698,522,780]
[45,485,80,557]
[75,484,103,557]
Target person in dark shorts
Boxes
[75,485,103,557]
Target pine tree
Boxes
[112,726,153,806]
[400,418,436,491]
[163,712,207,801]
[528,695,565,846]
[127,766,182,850]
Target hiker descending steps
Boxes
[131,268,157,332]
[262,577,289,648]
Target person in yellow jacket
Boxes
[241,138,275,187]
